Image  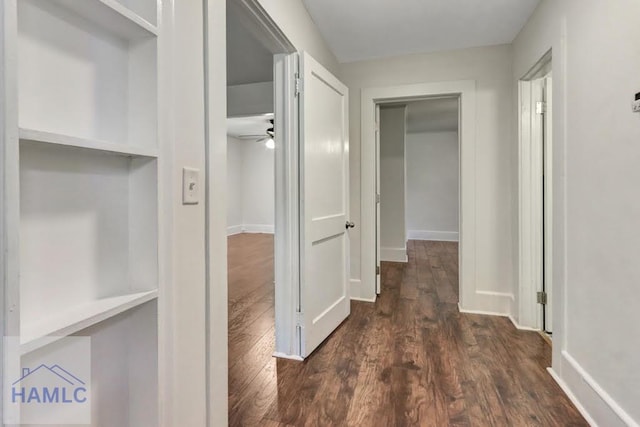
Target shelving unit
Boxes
[2,0,164,424]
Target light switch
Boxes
[182,167,199,205]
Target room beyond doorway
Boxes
[377,97,460,270]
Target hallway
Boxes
[228,236,587,426]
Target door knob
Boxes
[346,221,355,229]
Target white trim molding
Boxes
[552,351,638,427]
[226,224,275,235]
[380,247,407,263]
[242,224,275,234]
[227,225,243,236]
[349,279,375,302]
[407,230,459,242]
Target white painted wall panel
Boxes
[226,137,274,234]
[241,141,274,231]
[406,131,459,240]
[379,106,406,261]
[227,136,243,233]
[513,0,640,425]
[227,81,274,117]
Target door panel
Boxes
[300,52,350,357]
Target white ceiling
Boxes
[227,114,274,139]
[406,98,459,134]
[302,0,540,62]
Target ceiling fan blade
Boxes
[236,134,267,139]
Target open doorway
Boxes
[223,1,351,422]
[361,80,477,308]
[518,50,553,337]
[224,1,294,421]
[377,98,460,302]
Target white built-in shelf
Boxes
[19,128,158,158]
[20,290,158,354]
[52,0,157,39]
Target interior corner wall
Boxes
[226,137,275,235]
[513,1,640,426]
[240,140,275,233]
[227,136,243,234]
[342,44,515,303]
[379,105,407,262]
[406,131,459,242]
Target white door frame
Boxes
[204,0,298,423]
[518,51,552,330]
[360,81,477,307]
[272,52,302,359]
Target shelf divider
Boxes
[19,128,158,158]
[20,290,158,355]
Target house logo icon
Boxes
[12,365,88,404]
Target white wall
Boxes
[227,81,274,117]
[406,131,459,241]
[342,45,515,301]
[240,140,275,233]
[172,0,208,424]
[226,137,275,235]
[227,136,243,232]
[513,1,640,425]
[379,105,407,262]
[257,0,341,76]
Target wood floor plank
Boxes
[228,234,588,426]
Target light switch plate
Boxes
[182,167,199,205]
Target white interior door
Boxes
[299,52,350,357]
[375,104,381,294]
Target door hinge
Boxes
[537,291,548,305]
[295,311,304,327]
[536,101,546,115]
[376,266,380,275]
[295,75,302,96]
[376,193,381,204]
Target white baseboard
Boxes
[227,225,243,236]
[380,247,408,263]
[407,230,459,242]
[547,368,598,427]
[554,350,638,427]
[507,315,540,332]
[227,224,274,235]
[272,352,304,361]
[459,291,513,317]
[242,224,274,234]
[349,279,376,302]
[458,304,509,318]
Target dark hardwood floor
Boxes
[228,234,587,426]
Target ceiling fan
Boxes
[236,119,275,148]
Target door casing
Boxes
[360,81,479,310]
[518,50,553,331]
